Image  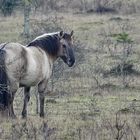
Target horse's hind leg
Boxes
[8,83,18,118]
[9,92,16,118]
[22,87,30,118]
[39,92,45,117]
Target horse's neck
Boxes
[48,57,54,72]
[46,52,58,65]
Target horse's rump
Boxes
[4,43,28,84]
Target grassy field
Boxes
[1,10,140,140]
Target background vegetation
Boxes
[1,0,140,139]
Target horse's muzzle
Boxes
[67,59,75,67]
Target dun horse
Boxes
[0,31,75,118]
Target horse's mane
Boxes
[27,32,60,56]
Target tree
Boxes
[23,0,31,37]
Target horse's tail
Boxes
[0,43,9,108]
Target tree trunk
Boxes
[23,1,31,37]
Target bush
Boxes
[0,0,17,16]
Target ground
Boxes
[0,11,140,139]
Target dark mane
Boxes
[27,33,60,56]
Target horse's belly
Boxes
[20,56,50,87]
[20,68,50,87]
[20,76,40,86]
[20,61,44,86]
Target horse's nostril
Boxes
[68,59,75,67]
[63,45,66,48]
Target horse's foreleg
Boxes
[39,92,45,117]
[38,80,47,118]
[22,87,30,118]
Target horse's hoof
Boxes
[10,114,17,119]
[40,113,45,118]
[22,114,27,119]
[22,111,27,119]
[22,116,27,119]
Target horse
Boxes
[0,31,75,118]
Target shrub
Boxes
[0,0,17,16]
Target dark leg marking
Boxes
[38,80,47,118]
[39,92,45,117]
[8,92,16,118]
[22,87,30,118]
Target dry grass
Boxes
[1,9,140,139]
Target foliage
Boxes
[0,0,140,15]
[0,0,17,16]
[116,32,133,44]
[0,0,33,16]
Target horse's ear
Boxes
[59,31,64,38]
[70,30,74,37]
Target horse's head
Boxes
[58,31,75,67]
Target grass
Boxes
[1,11,140,139]
[0,16,23,43]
